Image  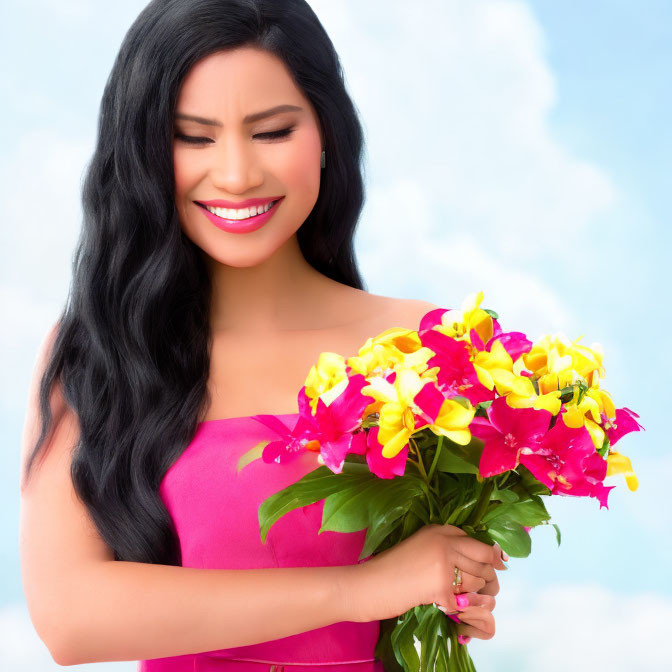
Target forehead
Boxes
[176,47,305,117]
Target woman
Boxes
[19,1,505,669]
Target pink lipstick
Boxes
[195,196,284,234]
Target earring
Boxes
[320,149,326,169]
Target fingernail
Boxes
[458,635,472,645]
[502,550,510,561]
[455,593,470,609]
[436,605,460,616]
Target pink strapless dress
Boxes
[137,412,383,672]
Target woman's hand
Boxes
[439,590,497,644]
[438,542,507,642]
[346,523,507,623]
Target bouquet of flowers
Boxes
[237,291,642,672]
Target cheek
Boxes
[173,146,197,200]
[281,132,322,198]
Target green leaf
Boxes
[390,609,420,670]
[236,440,270,473]
[360,513,404,559]
[597,434,610,458]
[492,486,519,503]
[338,460,374,475]
[437,473,462,500]
[475,399,493,416]
[434,435,483,473]
[487,518,532,557]
[552,522,562,547]
[481,497,550,528]
[375,618,405,671]
[320,475,426,534]
[446,495,479,525]
[258,466,371,543]
[515,464,551,496]
[435,448,479,475]
[408,497,431,525]
[435,642,448,672]
[415,607,442,671]
[483,308,499,319]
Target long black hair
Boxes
[23,0,368,566]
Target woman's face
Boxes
[172,47,324,266]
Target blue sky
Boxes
[1,1,669,669]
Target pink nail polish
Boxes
[458,635,472,645]
[455,593,470,609]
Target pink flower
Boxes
[605,406,645,446]
[518,419,614,509]
[418,306,532,361]
[485,330,533,362]
[469,396,551,477]
[365,425,410,479]
[253,374,375,473]
[420,329,493,407]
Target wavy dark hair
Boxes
[23,0,367,566]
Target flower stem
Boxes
[497,471,511,489]
[409,437,441,521]
[467,479,495,527]
[410,437,429,481]
[427,434,444,483]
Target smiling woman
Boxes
[171,49,324,243]
[17,0,495,670]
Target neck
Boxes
[205,234,330,333]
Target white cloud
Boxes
[18,0,93,20]
[612,452,671,539]
[468,577,672,671]
[357,177,574,338]
[0,128,90,296]
[0,601,134,670]
[311,0,615,322]
[0,129,91,413]
[0,285,62,412]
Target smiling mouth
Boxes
[194,199,281,221]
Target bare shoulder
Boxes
[365,293,444,331]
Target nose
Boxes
[209,133,264,194]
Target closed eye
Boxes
[174,127,296,145]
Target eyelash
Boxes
[174,127,296,145]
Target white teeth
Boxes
[204,200,277,220]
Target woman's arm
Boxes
[58,561,358,665]
[19,327,364,665]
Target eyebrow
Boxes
[174,104,303,127]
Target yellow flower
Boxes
[433,290,493,347]
[473,338,535,396]
[426,398,476,446]
[561,385,619,450]
[361,368,428,458]
[523,333,605,386]
[606,450,639,491]
[346,327,424,378]
[507,387,564,415]
[303,352,349,414]
[517,332,616,439]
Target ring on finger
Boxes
[452,566,462,591]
